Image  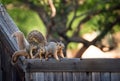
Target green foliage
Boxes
[7,8,46,36]
[67,42,78,49]
[1,0,12,4]
[113,25,120,32]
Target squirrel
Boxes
[11,31,38,63]
[11,31,28,50]
[33,46,46,60]
[27,30,47,47]
[26,30,46,60]
[34,41,65,61]
[45,41,65,60]
[26,30,48,57]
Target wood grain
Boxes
[25,58,120,72]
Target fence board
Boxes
[32,72,44,81]
[44,72,54,81]
[79,73,89,81]
[54,72,63,81]
[25,58,120,72]
[63,72,73,81]
[73,72,80,81]
[86,73,92,81]
[92,72,101,81]
[100,73,110,81]
[111,73,120,81]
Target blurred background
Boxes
[1,0,120,58]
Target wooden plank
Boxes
[25,58,120,72]
[32,72,44,81]
[0,4,26,81]
[63,72,73,81]
[85,72,92,81]
[73,72,80,81]
[44,72,54,81]
[0,42,2,81]
[25,72,31,81]
[92,72,101,81]
[79,73,88,81]
[100,73,110,81]
[75,72,91,81]
[111,73,120,81]
[54,72,63,81]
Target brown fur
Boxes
[12,31,34,64]
[12,31,26,50]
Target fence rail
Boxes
[25,58,120,72]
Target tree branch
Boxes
[58,31,90,46]
[48,0,56,18]
[73,4,120,36]
[66,0,78,31]
[91,16,120,45]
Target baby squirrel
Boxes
[35,41,65,61]
[45,41,65,60]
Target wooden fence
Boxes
[24,58,120,81]
[0,3,120,81]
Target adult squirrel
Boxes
[27,30,47,57]
[27,30,47,47]
[11,31,36,64]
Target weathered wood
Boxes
[0,42,3,81]
[54,72,63,81]
[30,72,113,81]
[92,72,101,81]
[0,4,25,81]
[111,73,120,81]
[44,72,54,81]
[72,72,80,81]
[25,58,120,72]
[63,72,73,81]
[37,72,45,81]
[85,73,92,81]
[79,73,88,81]
[100,73,110,81]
